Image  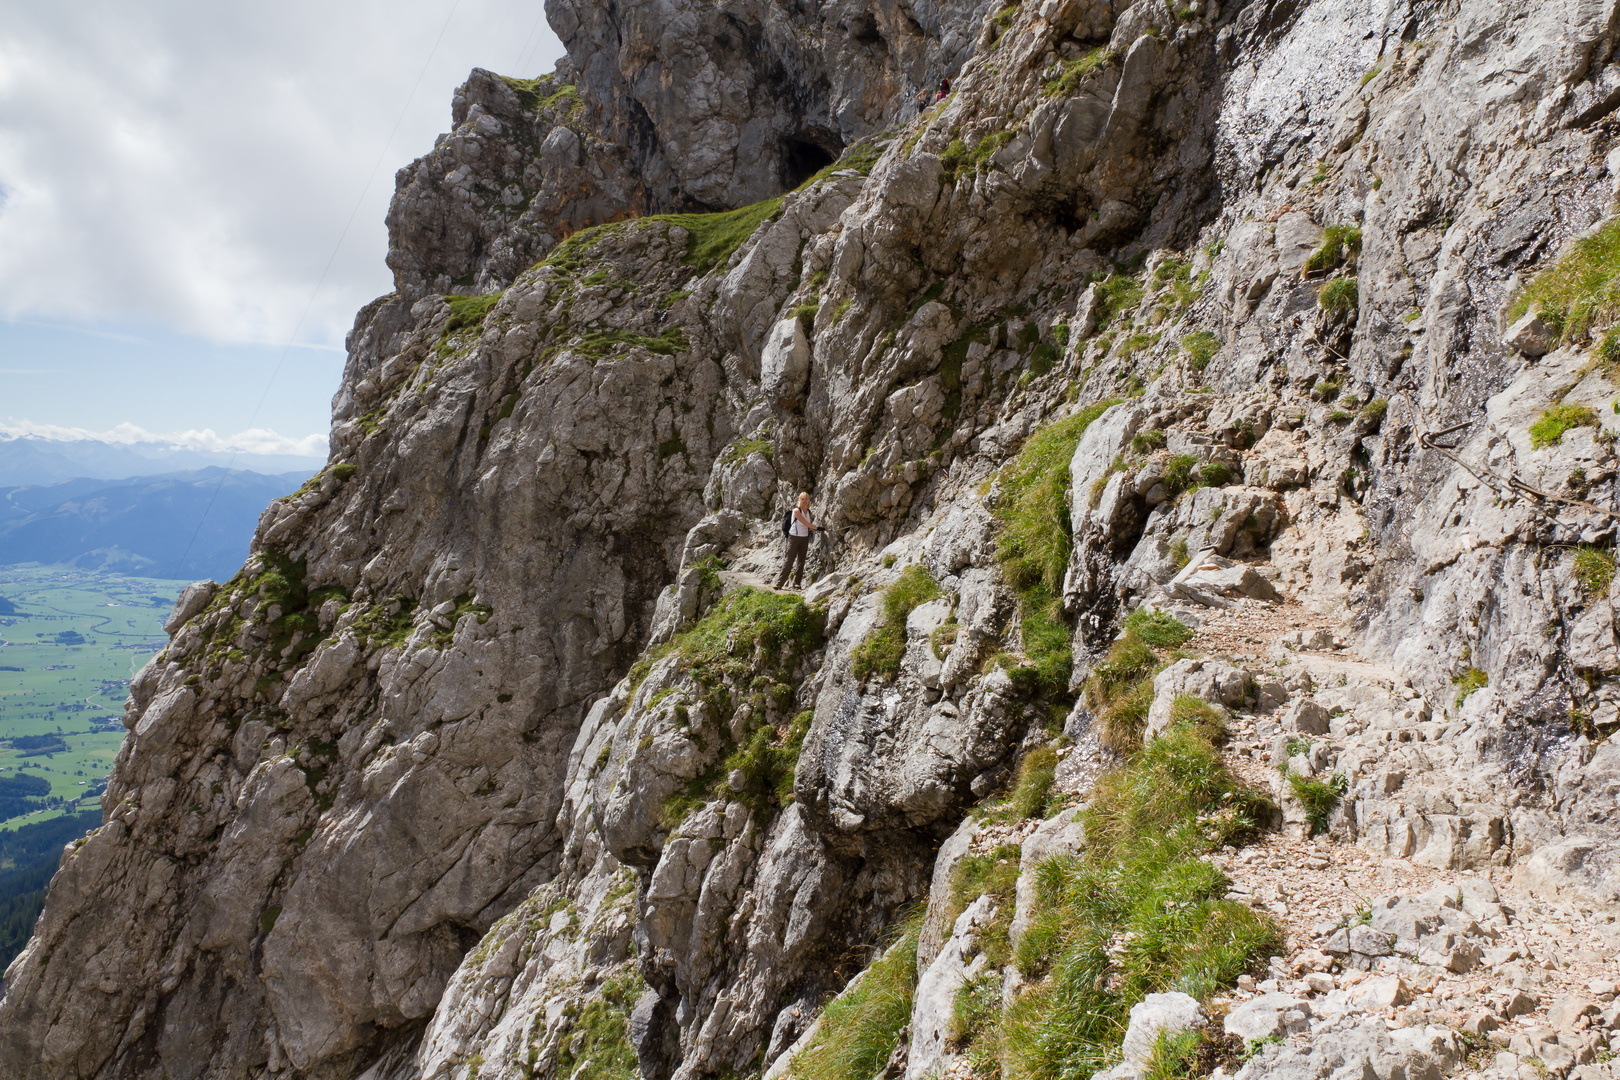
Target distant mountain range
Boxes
[0,467,317,581]
[0,436,326,488]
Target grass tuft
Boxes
[1011,746,1060,819]
[440,293,504,343]
[1317,277,1358,315]
[1181,331,1219,370]
[1044,46,1116,97]
[1303,225,1362,275]
[1084,632,1161,752]
[1284,771,1347,835]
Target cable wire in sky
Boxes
[177,0,467,575]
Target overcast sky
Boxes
[0,0,563,458]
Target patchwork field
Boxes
[0,564,184,833]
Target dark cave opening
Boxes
[782,137,839,189]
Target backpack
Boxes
[781,509,795,537]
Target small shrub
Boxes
[1199,462,1232,487]
[1169,536,1190,570]
[1359,398,1388,425]
[1529,404,1599,448]
[1317,277,1358,315]
[1453,667,1487,706]
[1124,609,1192,648]
[1573,544,1616,596]
[851,566,940,681]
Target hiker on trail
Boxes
[935,76,951,101]
[916,87,932,114]
[776,492,817,591]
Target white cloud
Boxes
[0,419,328,458]
[0,1,563,347]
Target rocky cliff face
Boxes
[6,1,1620,1079]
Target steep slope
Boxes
[5,0,1620,1079]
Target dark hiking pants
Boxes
[776,534,810,589]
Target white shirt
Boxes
[790,508,813,537]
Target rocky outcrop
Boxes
[7,0,1620,1078]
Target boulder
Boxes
[1224,993,1311,1042]
[1503,309,1555,357]
[1120,993,1204,1067]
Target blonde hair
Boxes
[797,491,810,503]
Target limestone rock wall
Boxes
[5,0,1620,1078]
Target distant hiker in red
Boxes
[777,492,816,590]
[935,76,951,101]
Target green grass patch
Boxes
[611,197,785,279]
[1529,403,1599,448]
[1131,429,1166,454]
[1011,745,1060,819]
[573,326,687,360]
[990,400,1123,702]
[439,292,504,344]
[1303,225,1362,275]
[1083,632,1160,752]
[995,400,1122,595]
[1095,273,1145,329]
[1123,610,1191,648]
[1160,454,1200,498]
[721,436,773,466]
[1506,217,1620,340]
[638,587,825,689]
[1181,330,1219,370]
[1359,398,1388,425]
[790,910,924,1080]
[851,566,940,682]
[1317,277,1358,315]
[1574,544,1616,596]
[1044,46,1116,96]
[1123,331,1160,357]
[995,723,1279,1080]
[554,965,643,1080]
